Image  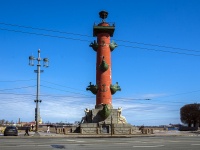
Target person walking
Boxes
[47,126,50,133]
[31,125,34,131]
[24,127,29,136]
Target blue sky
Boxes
[0,0,200,126]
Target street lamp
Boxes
[29,49,49,134]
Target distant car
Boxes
[4,126,18,136]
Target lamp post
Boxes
[29,49,49,133]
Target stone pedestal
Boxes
[80,107,139,135]
[80,122,138,135]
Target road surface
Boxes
[0,136,200,150]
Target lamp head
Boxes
[43,58,49,67]
[29,56,35,66]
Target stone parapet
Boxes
[80,123,98,128]
[141,128,154,134]
[79,122,139,135]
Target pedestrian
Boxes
[55,126,57,133]
[47,126,50,133]
[24,127,29,136]
[31,125,34,131]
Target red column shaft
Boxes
[96,32,112,106]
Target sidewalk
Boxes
[13,131,200,138]
[19,131,66,137]
[152,130,200,136]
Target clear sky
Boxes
[0,0,200,126]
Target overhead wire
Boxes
[0,99,33,105]
[1,22,199,53]
[152,90,200,100]
[0,92,35,96]
[41,81,200,102]
[41,80,88,93]
[0,22,200,56]
[0,28,90,42]
[0,79,35,82]
[40,80,200,104]
[40,85,93,97]
[1,79,199,104]
[0,22,91,37]
[0,92,91,99]
[0,85,36,91]
[0,93,188,107]
[115,39,200,53]
[118,44,200,56]
[0,77,199,106]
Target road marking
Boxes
[0,145,50,148]
[0,146,17,148]
[191,144,200,146]
[115,143,127,144]
[133,145,165,148]
[66,140,76,142]
[96,140,106,142]
[18,145,50,147]
[169,141,181,143]
[132,141,143,142]
[76,141,85,143]
[66,139,85,143]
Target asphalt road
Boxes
[0,136,200,150]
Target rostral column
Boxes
[87,10,121,109]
